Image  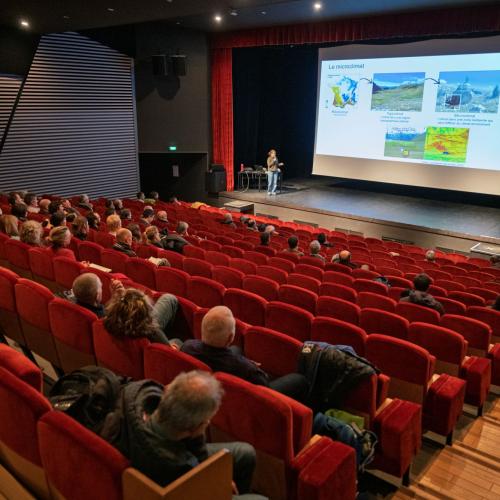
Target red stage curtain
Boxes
[211,48,234,191]
[211,4,500,190]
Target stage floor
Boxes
[221,177,500,243]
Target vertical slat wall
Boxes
[0,32,139,198]
[0,74,23,142]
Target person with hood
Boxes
[399,273,444,314]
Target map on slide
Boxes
[423,127,470,164]
[328,75,359,108]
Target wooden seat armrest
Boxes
[427,373,440,390]
[374,397,393,417]
[122,449,233,500]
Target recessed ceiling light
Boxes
[214,15,222,22]
[107,7,115,12]
[230,9,238,16]
[176,21,181,25]
[63,15,70,19]
[314,2,322,10]
[20,19,30,28]
[261,11,266,15]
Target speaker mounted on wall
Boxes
[171,54,187,76]
[152,54,168,77]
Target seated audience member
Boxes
[169,195,181,205]
[48,211,66,229]
[71,216,89,241]
[144,225,164,248]
[425,250,436,262]
[104,199,115,210]
[103,207,116,218]
[400,273,444,314]
[66,212,77,224]
[45,226,76,259]
[78,194,93,211]
[331,250,357,269]
[20,220,43,246]
[86,211,100,230]
[221,213,236,228]
[106,214,122,237]
[104,287,179,346]
[8,192,23,206]
[48,199,64,215]
[11,203,28,222]
[246,219,258,231]
[489,295,500,311]
[239,215,249,225]
[113,228,137,257]
[161,221,190,253]
[119,208,132,221]
[38,198,51,215]
[127,223,142,244]
[176,221,190,237]
[24,193,40,213]
[140,208,155,227]
[182,306,309,402]
[0,215,20,239]
[264,225,276,236]
[117,370,265,499]
[137,191,145,202]
[490,255,500,268]
[144,191,160,205]
[113,199,123,211]
[283,235,304,256]
[155,210,169,232]
[156,210,168,223]
[317,232,333,248]
[259,231,270,246]
[309,240,325,261]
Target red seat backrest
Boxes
[312,316,367,356]
[155,266,190,297]
[100,249,129,274]
[395,302,441,325]
[319,282,357,303]
[467,306,500,339]
[125,257,157,289]
[53,257,85,290]
[360,308,409,340]
[316,296,361,326]
[183,257,214,279]
[243,275,279,301]
[78,241,103,264]
[287,273,321,294]
[205,250,231,267]
[257,265,288,284]
[268,256,296,273]
[5,239,32,271]
[441,314,491,352]
[187,276,225,308]
[244,251,269,266]
[322,271,354,287]
[223,288,267,326]
[278,284,318,314]
[15,278,53,330]
[229,258,258,275]
[212,265,245,289]
[295,263,324,281]
[353,278,388,296]
[0,344,42,391]
[265,301,314,342]
[448,291,486,307]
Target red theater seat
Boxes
[298,256,325,269]
[322,271,355,287]
[316,296,361,325]
[243,275,280,301]
[434,279,466,293]
[278,284,318,314]
[229,258,257,275]
[183,244,206,260]
[78,241,103,264]
[28,247,57,291]
[434,296,466,315]
[312,316,367,356]
[187,276,225,308]
[319,282,357,303]
[212,265,245,289]
[0,267,27,346]
[205,250,231,267]
[223,288,267,326]
[101,248,129,274]
[358,291,397,313]
[360,308,409,340]
[395,302,441,325]
[126,257,157,289]
[257,265,288,284]
[353,278,388,296]
[5,239,32,278]
[53,257,85,290]
[287,273,321,294]
[183,257,214,278]
[266,301,314,342]
[386,276,413,289]
[295,263,324,281]
[448,290,486,307]
[269,256,296,273]
[155,266,190,297]
[0,344,42,391]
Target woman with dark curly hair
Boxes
[103,287,180,347]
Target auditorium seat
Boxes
[0,267,27,347]
[254,245,277,257]
[408,322,490,414]
[257,265,288,284]
[0,367,52,499]
[0,344,42,391]
[212,265,245,289]
[187,276,225,308]
[448,290,486,307]
[92,318,148,379]
[155,266,189,297]
[223,288,267,326]
[126,257,157,290]
[295,263,324,281]
[49,298,98,372]
[378,267,404,277]
[78,241,103,264]
[427,284,448,297]
[453,276,482,288]
[467,306,500,343]
[38,411,129,500]
[183,244,206,260]
[143,343,210,385]
[243,275,280,301]
[101,248,129,274]
[278,252,301,264]
[278,284,317,314]
[0,232,10,266]
[358,291,397,313]
[468,270,496,282]
[244,250,269,266]
[205,250,231,267]
[316,296,361,326]
[214,235,234,246]
[353,278,388,296]
[287,273,321,294]
[484,281,500,294]
[28,247,59,292]
[199,239,222,252]
[322,270,355,287]
[365,334,465,444]
[388,286,405,302]
[183,257,214,279]
[386,276,413,289]
[298,256,325,270]
[15,278,60,367]
[312,316,367,356]
[433,296,466,315]
[466,287,498,302]
[424,269,452,281]
[53,256,86,290]
[441,314,491,357]
[325,262,352,274]
[4,239,33,278]
[265,301,314,342]
[319,282,357,303]
[360,308,409,340]
[395,302,441,325]
[398,264,424,274]
[158,249,184,269]
[220,245,245,259]
[229,258,257,275]
[351,268,379,280]
[434,279,466,293]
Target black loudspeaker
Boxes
[171,55,186,76]
[152,55,168,76]
[205,170,227,193]
[210,163,225,172]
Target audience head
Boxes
[8,192,22,206]
[104,199,115,209]
[201,306,236,348]
[310,240,321,255]
[169,196,179,204]
[0,215,20,237]
[149,191,159,201]
[223,213,233,222]
[106,214,122,234]
[48,226,71,249]
[492,295,500,311]
[247,219,256,230]
[260,231,270,246]
[137,191,145,201]
[11,203,27,220]
[79,194,90,204]
[116,228,133,246]
[490,255,500,267]
[317,233,327,245]
[38,199,51,213]
[413,273,432,292]
[144,225,160,245]
[176,221,188,235]
[72,273,102,307]
[154,371,223,440]
[24,193,38,208]
[48,200,64,215]
[288,235,299,250]
[142,208,155,223]
[86,211,100,230]
[127,224,142,243]
[119,208,132,220]
[49,211,66,228]
[61,198,72,209]
[103,208,116,218]
[425,250,436,262]
[113,199,123,210]
[104,288,157,339]
[240,215,249,225]
[20,220,43,246]
[156,210,168,222]
[338,250,351,263]
[71,216,89,238]
[264,224,275,235]
[66,212,76,224]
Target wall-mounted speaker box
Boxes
[171,55,186,76]
[152,54,168,77]
[210,164,225,172]
[206,170,227,193]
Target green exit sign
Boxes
[168,145,177,151]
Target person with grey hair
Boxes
[182,306,309,402]
[309,240,325,261]
[221,212,236,229]
[119,370,267,498]
[425,249,436,262]
[78,194,93,211]
[112,228,137,257]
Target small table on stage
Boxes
[237,170,282,193]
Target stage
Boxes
[219,176,500,255]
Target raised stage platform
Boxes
[219,177,500,255]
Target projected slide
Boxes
[315,52,500,171]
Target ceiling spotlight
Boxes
[214,15,222,22]
[261,11,267,15]
[230,9,238,16]
[314,2,322,10]
[63,15,70,19]
[20,19,30,28]
[107,7,115,12]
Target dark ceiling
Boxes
[0,0,494,34]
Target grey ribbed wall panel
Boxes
[0,32,139,198]
[0,74,22,141]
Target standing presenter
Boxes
[266,149,283,195]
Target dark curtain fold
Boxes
[211,4,500,190]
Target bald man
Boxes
[331,249,357,269]
[112,228,137,257]
[181,306,309,402]
[425,249,436,262]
